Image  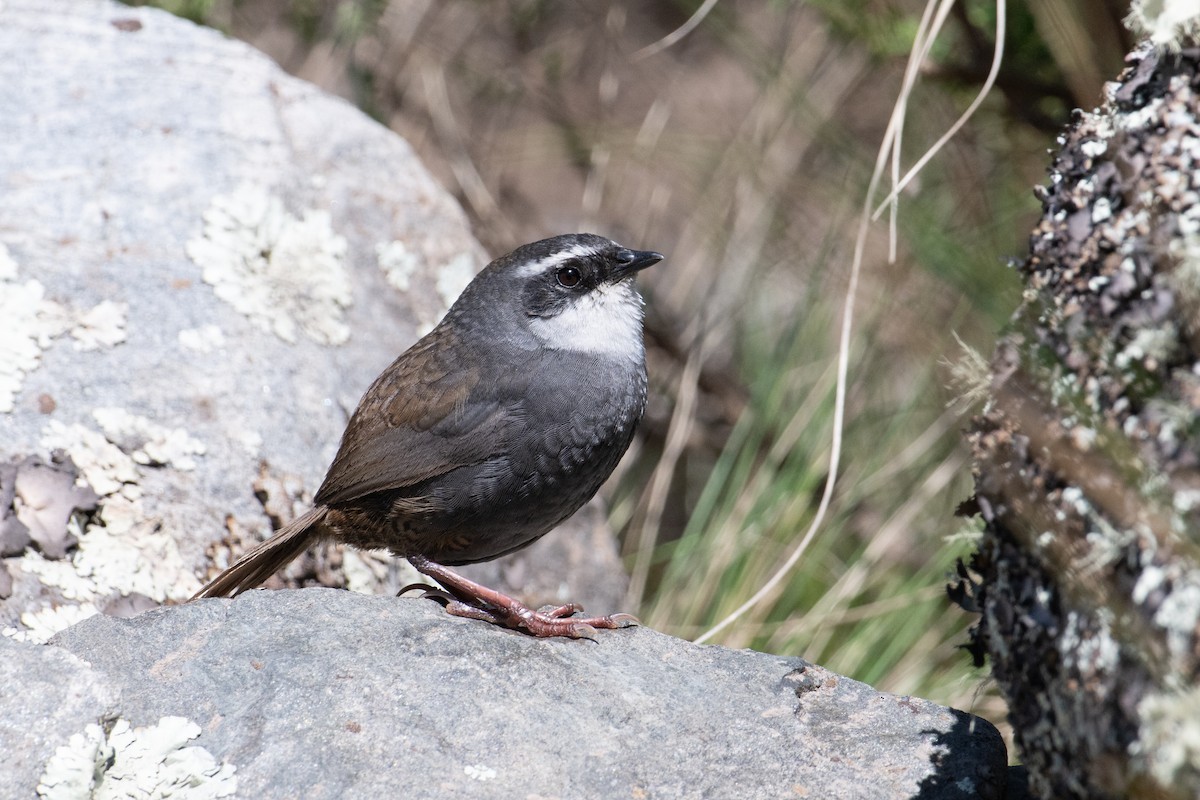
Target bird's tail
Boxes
[192,505,328,599]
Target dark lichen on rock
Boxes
[957,43,1200,799]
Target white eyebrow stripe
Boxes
[513,243,601,278]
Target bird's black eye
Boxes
[556,266,582,288]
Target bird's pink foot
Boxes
[407,555,638,639]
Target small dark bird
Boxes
[194,233,663,638]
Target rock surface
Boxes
[0,637,119,800]
[0,0,625,643]
[28,589,1007,800]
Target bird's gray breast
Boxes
[427,348,647,565]
[519,350,647,490]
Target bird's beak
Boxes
[612,249,664,279]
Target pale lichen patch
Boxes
[92,407,206,471]
[376,240,478,334]
[0,247,135,411]
[376,238,421,292]
[33,721,106,800]
[70,300,128,351]
[0,245,72,413]
[187,184,352,345]
[3,602,100,644]
[1058,610,1120,676]
[1126,0,1200,49]
[78,515,193,600]
[41,421,139,497]
[8,419,203,639]
[36,717,237,800]
[178,324,226,353]
[463,764,498,782]
[1134,686,1200,795]
[17,503,197,612]
[1133,565,1166,605]
[1114,325,1179,372]
[1153,577,1200,663]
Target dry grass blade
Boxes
[633,0,722,61]
[695,0,1008,645]
[872,1,1008,219]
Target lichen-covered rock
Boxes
[0,0,625,642]
[957,42,1200,799]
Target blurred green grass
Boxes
[626,215,1006,697]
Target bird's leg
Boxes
[400,581,580,621]
[407,554,638,639]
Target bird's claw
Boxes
[398,582,457,605]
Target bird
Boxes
[193,233,663,638]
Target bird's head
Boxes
[461,233,664,360]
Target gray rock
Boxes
[48,590,1008,799]
[0,0,622,639]
[0,637,119,800]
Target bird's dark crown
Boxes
[439,234,662,357]
[485,233,662,319]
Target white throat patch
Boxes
[528,279,645,360]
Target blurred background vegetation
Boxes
[128,0,1138,753]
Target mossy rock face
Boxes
[958,43,1200,800]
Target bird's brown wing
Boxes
[313,325,525,507]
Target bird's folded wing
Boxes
[313,328,527,507]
